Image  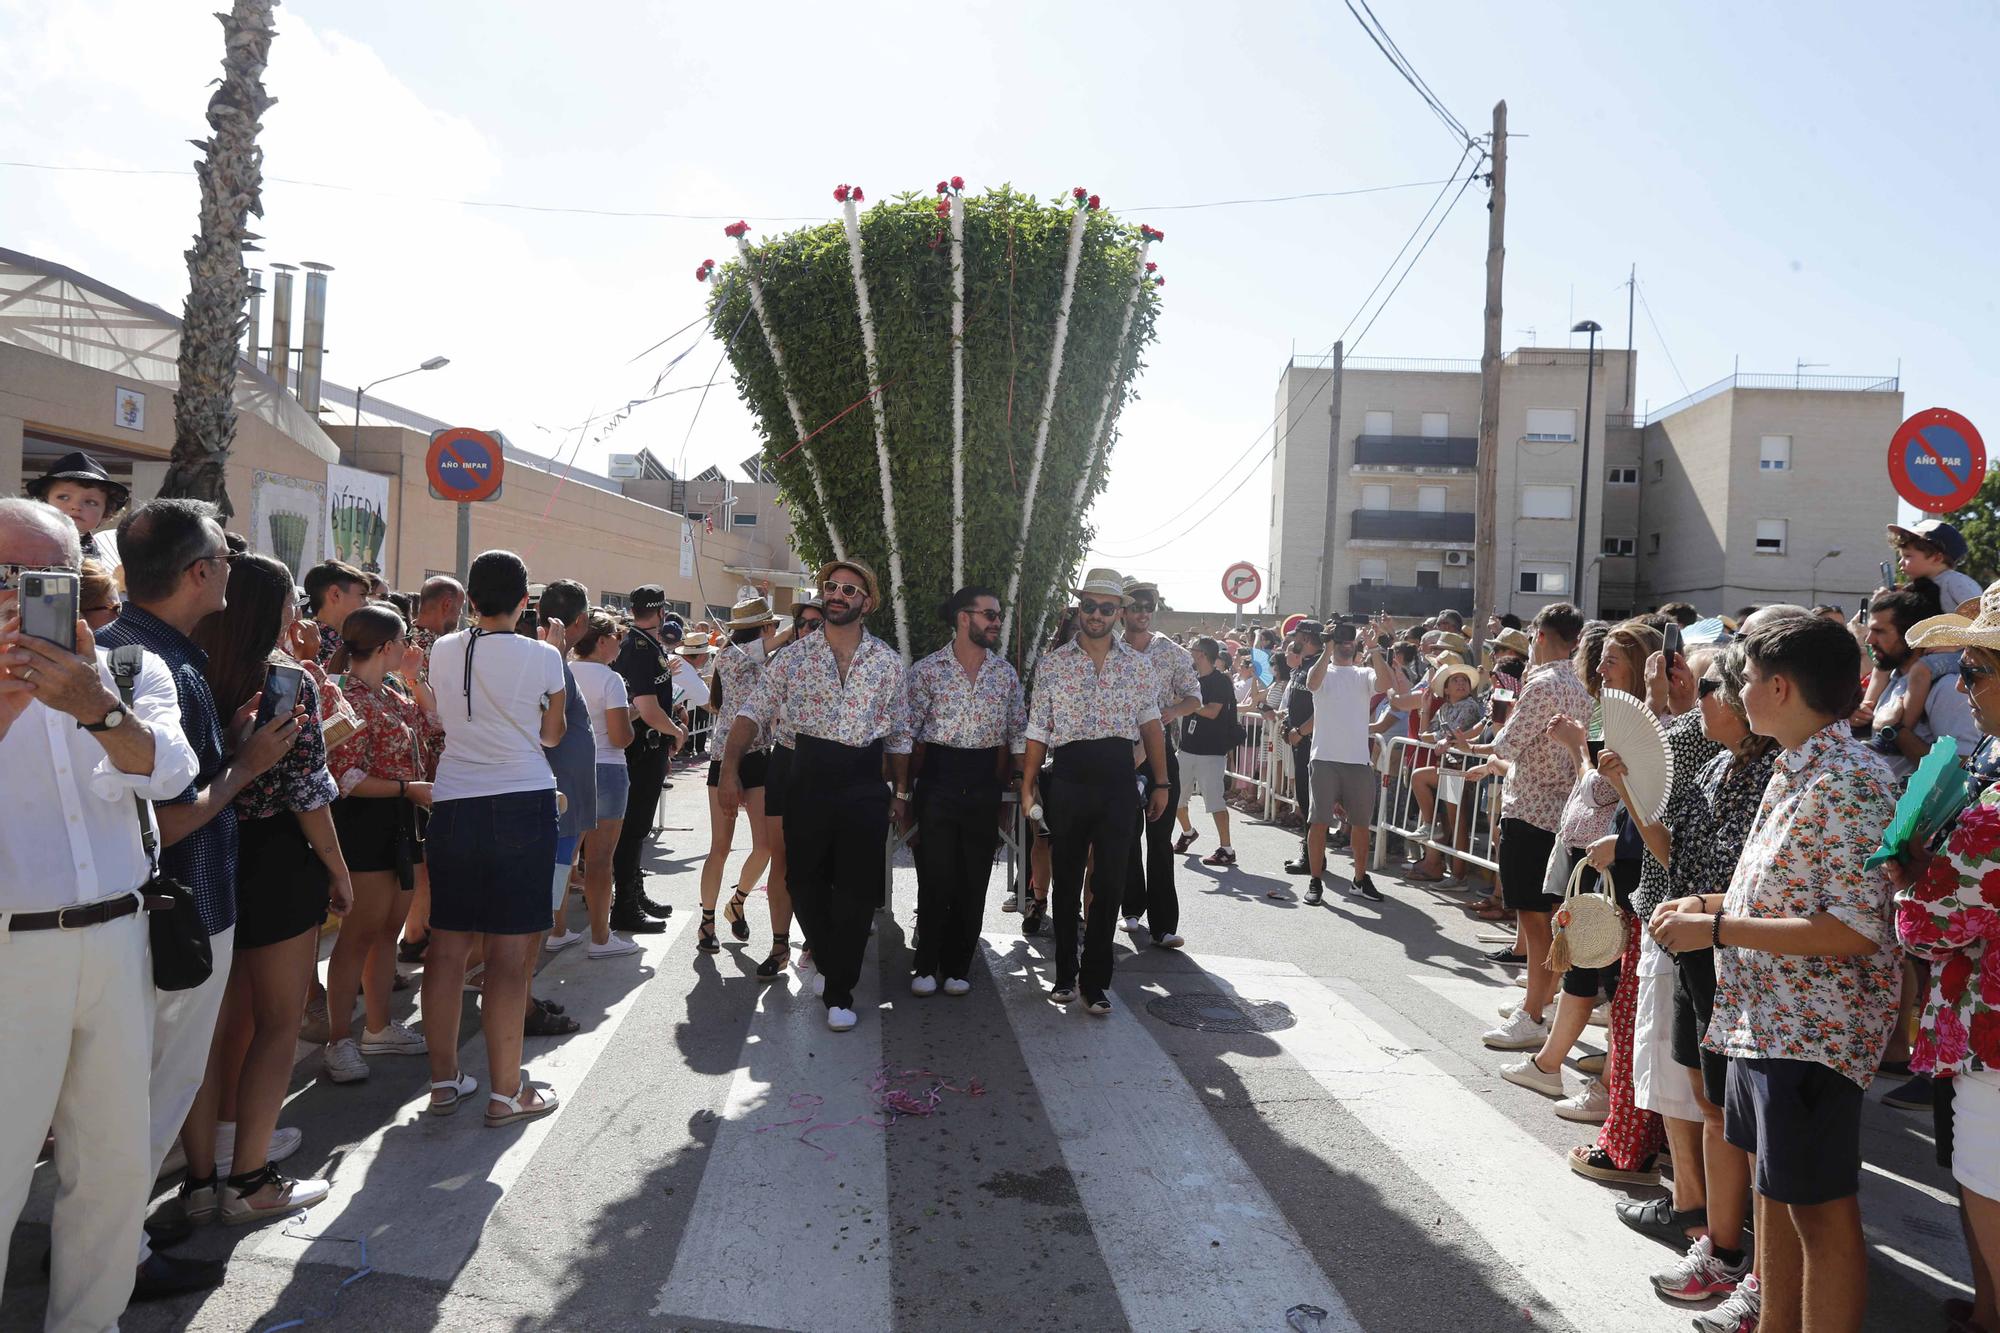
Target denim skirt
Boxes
[427,789,559,935]
[596,761,631,823]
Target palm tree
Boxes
[162,0,278,518]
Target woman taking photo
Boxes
[322,605,435,1085]
[186,552,350,1223]
[698,596,779,958]
[422,550,566,1124]
[565,611,640,958]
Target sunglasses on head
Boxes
[821,579,867,600]
[1698,675,1725,697]
[1077,598,1123,617]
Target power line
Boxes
[1356,0,1475,143]
[1344,167,1481,354]
[1340,0,1475,149]
[1633,278,1693,402]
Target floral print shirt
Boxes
[906,645,1028,754]
[738,629,911,754]
[1897,788,2000,1079]
[315,621,343,669]
[1708,723,1901,1089]
[1130,633,1203,722]
[408,628,447,780]
[1493,660,1592,832]
[712,641,767,743]
[1025,638,1161,750]
[233,659,338,821]
[327,675,434,795]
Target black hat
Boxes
[1889,519,1970,566]
[630,584,667,612]
[27,450,129,513]
[658,618,684,643]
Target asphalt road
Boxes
[4,762,1965,1332]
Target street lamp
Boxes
[1811,548,1843,607]
[1571,320,1602,612]
[351,356,451,461]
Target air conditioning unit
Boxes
[1444,550,1471,567]
[606,453,642,479]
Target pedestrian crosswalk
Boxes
[5,789,1965,1333]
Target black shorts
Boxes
[764,745,792,817]
[1671,948,1729,1106]
[708,750,769,790]
[332,795,424,885]
[1724,1056,1865,1204]
[234,812,329,950]
[1499,818,1559,912]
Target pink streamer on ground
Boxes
[754,1067,989,1159]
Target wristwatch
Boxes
[893,788,912,801]
[81,706,126,733]
[1876,724,1901,747]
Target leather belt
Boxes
[7,893,151,932]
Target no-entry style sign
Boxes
[1888,408,1985,514]
[427,427,505,503]
[1221,560,1262,606]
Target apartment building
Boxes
[1266,347,1901,621]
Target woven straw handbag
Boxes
[1546,854,1624,971]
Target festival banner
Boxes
[326,464,392,574]
[249,469,326,582]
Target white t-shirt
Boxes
[570,660,631,765]
[671,657,711,707]
[1309,662,1377,765]
[429,630,566,800]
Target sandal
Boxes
[724,889,751,942]
[428,1071,478,1116]
[533,996,567,1017]
[697,908,720,954]
[523,1003,580,1037]
[1567,1144,1659,1186]
[756,934,791,983]
[485,1074,559,1127]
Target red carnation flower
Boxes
[1072,186,1087,200]
[724,220,750,239]
[694,266,706,280]
[950,175,964,190]
[703,258,715,268]
[936,199,950,217]
[1155,276,1166,287]
[834,184,851,202]
[853,186,865,202]
[1145,261,1157,273]
[937,180,949,195]
[1087,194,1101,210]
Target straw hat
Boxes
[675,631,715,657]
[1121,575,1160,602]
[1073,567,1128,602]
[1909,583,2000,651]
[1433,662,1484,694]
[1433,631,1471,658]
[815,558,880,606]
[1488,627,1532,658]
[722,594,777,629]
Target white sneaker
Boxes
[943,977,971,996]
[910,974,938,997]
[1690,1271,1761,1332]
[826,1006,858,1032]
[1120,916,1143,933]
[1001,893,1020,913]
[588,934,640,959]
[1498,1000,1518,1019]
[544,929,584,952]
[359,1022,427,1056]
[1653,1234,1752,1303]
[215,1123,302,1177]
[219,1167,330,1225]
[1154,933,1185,949]
[1481,1008,1549,1051]
[812,972,827,998]
[322,1037,369,1084]
[1553,1077,1610,1123]
[1500,1056,1566,1098]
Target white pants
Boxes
[1953,1069,2000,1199]
[136,925,234,1266]
[0,905,152,1333]
[1632,933,1704,1121]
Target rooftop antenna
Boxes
[1794,358,1828,389]
[1518,326,1537,347]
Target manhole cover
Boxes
[1145,992,1297,1034]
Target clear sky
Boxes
[4,0,1992,609]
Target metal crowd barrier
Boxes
[1225,709,1300,821]
[1369,734,1503,876]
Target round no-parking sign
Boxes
[1887,408,1985,514]
[427,427,506,503]
[1221,561,1262,606]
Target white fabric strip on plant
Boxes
[841,195,912,659]
[734,233,847,561]
[949,188,967,590]
[998,204,1090,649]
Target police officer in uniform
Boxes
[610,585,688,933]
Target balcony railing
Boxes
[1348,583,1473,617]
[1350,508,1475,543]
[1353,434,1478,469]
[1644,371,1900,425]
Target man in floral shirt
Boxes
[1651,611,1898,1333]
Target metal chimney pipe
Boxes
[246,268,265,371]
[268,263,297,389]
[299,261,333,413]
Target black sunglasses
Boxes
[1698,675,1725,698]
[1077,598,1123,617]
[965,608,1003,622]
[1963,659,1998,683]
[1127,597,1157,612]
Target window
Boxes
[1360,483,1392,510]
[1607,466,1639,486]
[1525,408,1576,441]
[1652,459,1665,480]
[1602,536,1636,556]
[1518,563,1570,595]
[1363,410,1393,437]
[1649,532,1662,553]
[1421,412,1449,439]
[1760,435,1791,471]
[1415,568,1441,589]
[1755,519,1787,555]
[1520,485,1574,520]
[733,512,758,527]
[1417,485,1447,513]
[1357,558,1389,586]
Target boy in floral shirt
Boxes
[1651,612,1898,1333]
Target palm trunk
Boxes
[163,0,278,519]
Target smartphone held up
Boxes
[18,571,78,653]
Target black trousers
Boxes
[1291,739,1313,853]
[1121,744,1179,938]
[612,738,670,912]
[785,735,888,1010]
[912,745,1004,981]
[1048,739,1139,994]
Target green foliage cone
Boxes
[709,186,1161,664]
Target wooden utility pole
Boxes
[1315,340,1344,617]
[1472,100,1507,631]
